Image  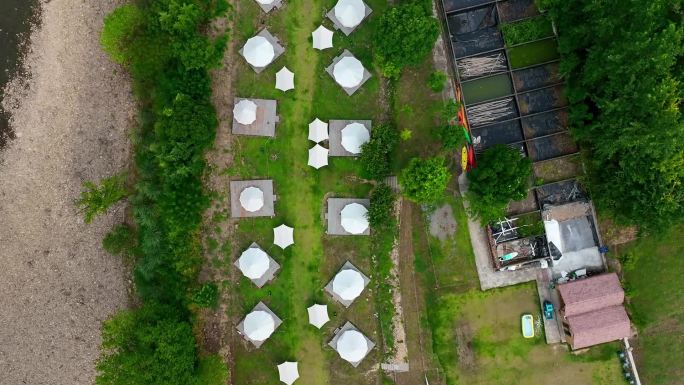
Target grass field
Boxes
[613,225,684,385]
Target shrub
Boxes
[500,15,554,46]
[191,283,219,309]
[400,157,451,203]
[368,184,396,230]
[427,71,447,92]
[103,224,136,258]
[76,173,127,223]
[439,123,465,150]
[359,123,399,180]
[100,4,144,65]
[400,128,412,141]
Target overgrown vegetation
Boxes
[368,183,396,230]
[96,0,229,383]
[359,123,399,180]
[466,145,532,223]
[400,157,451,203]
[76,173,127,223]
[427,70,447,92]
[103,223,136,258]
[539,0,684,231]
[500,15,554,46]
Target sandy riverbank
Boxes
[0,1,134,384]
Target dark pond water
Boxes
[1,0,39,148]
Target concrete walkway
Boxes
[535,269,564,344]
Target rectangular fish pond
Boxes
[461,73,513,105]
[507,38,560,69]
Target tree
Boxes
[368,183,396,230]
[400,157,451,203]
[374,3,439,77]
[76,173,127,223]
[359,123,399,180]
[466,145,532,223]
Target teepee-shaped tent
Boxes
[307,304,330,329]
[275,67,295,91]
[333,56,365,88]
[340,122,370,154]
[243,36,276,67]
[240,186,265,212]
[308,144,329,169]
[312,25,334,50]
[273,224,294,249]
[340,203,369,234]
[308,118,329,143]
[336,329,370,363]
[334,0,366,28]
[237,247,271,279]
[244,310,276,342]
[234,100,258,125]
[277,362,299,385]
[332,268,366,301]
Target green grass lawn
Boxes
[612,224,684,385]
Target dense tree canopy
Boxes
[400,157,450,203]
[466,145,532,223]
[539,0,684,230]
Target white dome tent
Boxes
[336,330,370,363]
[243,36,276,67]
[244,310,276,342]
[308,144,329,169]
[277,362,299,385]
[332,268,365,301]
[273,224,294,249]
[238,247,270,279]
[334,0,366,28]
[308,118,329,143]
[312,25,334,50]
[340,202,369,234]
[234,100,258,125]
[275,67,295,91]
[340,122,370,154]
[333,56,365,88]
[307,304,330,329]
[256,0,274,4]
[239,186,265,212]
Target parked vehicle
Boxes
[543,300,554,320]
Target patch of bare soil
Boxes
[428,203,457,241]
[598,217,638,246]
[0,1,134,384]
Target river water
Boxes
[0,0,38,148]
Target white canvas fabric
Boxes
[273,224,294,249]
[340,202,369,234]
[243,36,275,67]
[238,247,270,279]
[234,100,258,125]
[332,269,365,301]
[307,304,330,328]
[308,118,329,142]
[312,25,334,50]
[333,56,365,88]
[336,330,369,363]
[308,144,329,169]
[240,186,265,212]
[277,362,299,385]
[244,310,276,341]
[256,0,275,4]
[334,0,366,28]
[275,67,295,91]
[544,219,563,253]
[340,122,370,154]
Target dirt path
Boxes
[0,1,134,384]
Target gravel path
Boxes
[0,1,134,384]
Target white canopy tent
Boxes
[307,304,330,329]
[243,310,276,342]
[544,219,563,253]
[340,202,369,234]
[336,330,370,363]
[273,224,294,249]
[333,56,365,88]
[256,0,275,4]
[332,268,365,301]
[312,25,334,50]
[234,100,258,125]
[243,36,276,67]
[308,144,329,169]
[334,0,366,28]
[308,118,329,143]
[275,67,295,91]
[240,186,265,212]
[238,247,271,279]
[277,362,299,385]
[340,122,370,154]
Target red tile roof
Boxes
[558,273,624,317]
[567,305,631,349]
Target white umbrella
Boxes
[256,0,275,4]
[277,362,299,385]
[308,144,329,169]
[332,269,365,301]
[334,0,366,28]
[308,118,329,142]
[340,122,370,154]
[243,36,275,67]
[234,100,258,125]
[273,224,294,249]
[307,304,330,329]
[312,25,334,50]
[238,247,271,279]
[340,202,369,234]
[276,67,295,91]
[244,310,276,341]
[336,330,369,363]
[333,56,365,88]
[240,186,264,212]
